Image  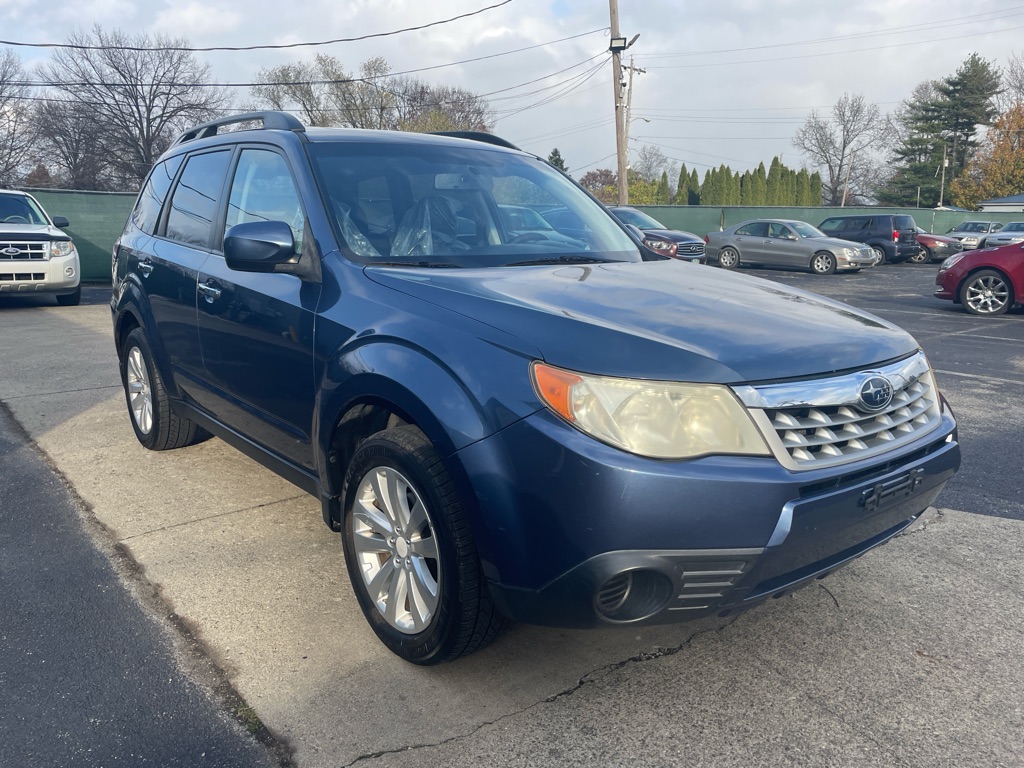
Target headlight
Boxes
[531,362,770,459]
[50,241,75,257]
[842,248,857,256]
[644,238,676,255]
[939,253,966,271]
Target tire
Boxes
[718,246,739,270]
[56,286,81,306]
[959,269,1013,316]
[341,425,503,664]
[870,246,886,265]
[810,251,836,275]
[120,328,208,450]
[908,246,930,264]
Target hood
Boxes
[0,223,70,241]
[641,227,702,244]
[811,236,873,251]
[366,260,918,384]
[918,233,957,244]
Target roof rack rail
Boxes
[429,131,520,151]
[172,111,305,146]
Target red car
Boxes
[913,227,963,264]
[934,241,1024,315]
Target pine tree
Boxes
[547,148,568,173]
[675,163,689,204]
[688,169,700,205]
[656,171,671,204]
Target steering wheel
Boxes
[3,215,29,224]
[510,232,550,244]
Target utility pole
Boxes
[621,56,646,155]
[938,143,948,208]
[608,0,638,205]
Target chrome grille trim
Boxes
[0,242,48,260]
[677,242,704,255]
[734,352,943,470]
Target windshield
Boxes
[613,208,665,229]
[0,194,49,225]
[1002,222,1024,232]
[954,222,989,233]
[307,142,639,267]
[792,222,826,238]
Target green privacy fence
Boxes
[632,205,1024,239]
[19,188,137,282]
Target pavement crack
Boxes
[894,507,946,539]
[341,615,742,767]
[120,494,309,541]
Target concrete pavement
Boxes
[1,280,1021,767]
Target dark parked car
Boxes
[111,112,960,664]
[818,213,919,263]
[935,241,1024,315]
[944,221,1003,250]
[606,206,705,261]
[704,219,876,274]
[912,227,963,264]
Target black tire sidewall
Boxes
[121,329,163,449]
[960,269,1012,316]
[340,428,463,664]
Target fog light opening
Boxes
[64,266,75,277]
[594,569,673,623]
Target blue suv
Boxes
[111,113,960,664]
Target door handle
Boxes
[197,281,222,302]
[138,259,154,277]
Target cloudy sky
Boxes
[3,0,1024,181]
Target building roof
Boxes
[978,193,1024,204]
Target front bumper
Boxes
[458,408,959,628]
[0,252,80,294]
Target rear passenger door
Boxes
[194,146,321,471]
[732,221,768,261]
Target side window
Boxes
[736,222,767,236]
[165,150,231,248]
[818,218,841,233]
[226,149,305,253]
[130,155,183,235]
[768,222,791,239]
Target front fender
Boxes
[112,278,182,397]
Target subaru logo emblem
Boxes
[859,376,893,412]
[1,247,19,256]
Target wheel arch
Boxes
[958,265,1016,303]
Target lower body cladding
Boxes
[456,409,960,629]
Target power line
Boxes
[0,1,514,52]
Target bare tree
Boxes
[1001,51,1024,108]
[251,54,492,133]
[631,144,671,183]
[793,93,890,205]
[33,97,110,189]
[0,50,35,187]
[39,26,228,188]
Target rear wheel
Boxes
[341,425,503,664]
[908,246,931,264]
[718,247,739,270]
[870,246,886,265]
[810,251,836,275]
[960,269,1013,316]
[120,328,207,450]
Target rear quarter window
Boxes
[130,156,183,235]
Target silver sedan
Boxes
[704,219,877,274]
[979,221,1024,249]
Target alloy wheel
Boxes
[125,346,153,435]
[964,274,1010,314]
[351,467,440,634]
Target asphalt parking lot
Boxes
[1,262,1022,768]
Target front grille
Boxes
[0,242,47,260]
[735,352,943,471]
[677,242,704,256]
[0,273,45,281]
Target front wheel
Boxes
[718,246,739,270]
[960,269,1013,316]
[810,251,836,275]
[120,328,208,450]
[341,425,503,664]
[56,286,81,306]
[908,246,931,264]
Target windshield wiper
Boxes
[504,255,610,267]
[367,261,464,269]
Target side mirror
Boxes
[52,215,70,228]
[224,221,296,273]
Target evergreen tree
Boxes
[810,171,824,204]
[675,163,689,204]
[688,168,700,205]
[547,148,568,173]
[795,169,811,206]
[766,157,784,205]
[740,170,752,205]
[656,170,671,204]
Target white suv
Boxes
[0,190,81,306]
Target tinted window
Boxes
[130,155,183,235]
[226,149,305,254]
[894,215,915,230]
[613,209,664,229]
[165,151,231,248]
[736,222,768,236]
[818,218,844,233]
[767,222,792,238]
[844,217,871,231]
